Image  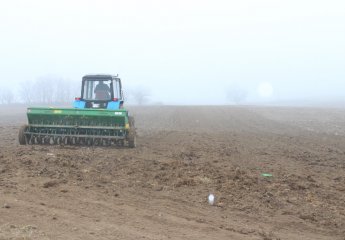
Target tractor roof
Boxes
[82,74,120,81]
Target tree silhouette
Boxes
[226,84,248,104]
[0,88,14,104]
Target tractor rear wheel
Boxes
[18,125,28,145]
[128,116,136,148]
[128,132,136,148]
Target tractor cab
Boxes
[74,75,124,110]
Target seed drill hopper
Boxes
[18,74,136,147]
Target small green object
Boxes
[261,173,273,177]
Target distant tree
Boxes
[19,77,81,104]
[50,77,80,104]
[20,81,35,104]
[127,86,151,105]
[69,81,82,100]
[0,88,14,104]
[33,76,55,104]
[54,78,72,103]
[226,84,248,104]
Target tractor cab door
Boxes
[112,79,124,109]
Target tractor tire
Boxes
[128,115,135,127]
[18,125,28,145]
[128,116,136,148]
[128,132,136,148]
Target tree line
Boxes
[0,77,152,105]
[0,77,80,105]
[0,77,248,105]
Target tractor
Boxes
[18,74,136,148]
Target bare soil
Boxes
[0,105,345,240]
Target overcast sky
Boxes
[0,0,344,104]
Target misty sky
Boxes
[0,0,344,104]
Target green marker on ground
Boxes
[261,173,273,177]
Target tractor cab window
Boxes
[83,80,111,101]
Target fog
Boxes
[0,0,344,105]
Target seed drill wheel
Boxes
[18,125,28,145]
[128,116,137,148]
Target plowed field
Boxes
[0,106,344,240]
